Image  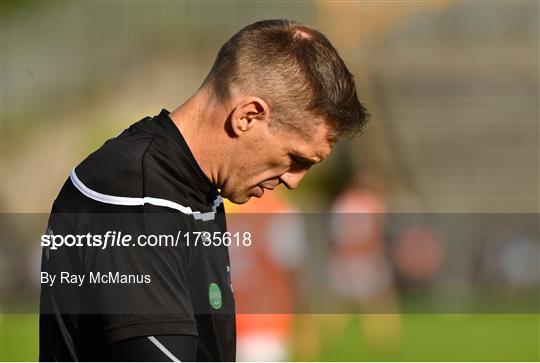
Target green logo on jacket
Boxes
[209,283,222,309]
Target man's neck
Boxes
[169,89,223,189]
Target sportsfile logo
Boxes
[40,230,253,250]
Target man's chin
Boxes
[222,192,251,205]
[222,185,264,204]
[229,197,250,205]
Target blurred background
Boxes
[1,1,539,361]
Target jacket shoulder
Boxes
[74,133,155,197]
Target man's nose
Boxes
[279,170,308,190]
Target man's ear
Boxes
[230,96,269,137]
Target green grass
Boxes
[295,314,540,361]
[0,315,39,362]
[1,314,539,361]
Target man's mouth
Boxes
[259,182,278,191]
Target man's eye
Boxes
[291,156,313,169]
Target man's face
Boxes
[222,118,335,204]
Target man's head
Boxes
[219,93,336,203]
[177,19,369,204]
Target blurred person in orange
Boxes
[326,171,402,351]
[226,191,306,361]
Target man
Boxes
[40,19,369,361]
